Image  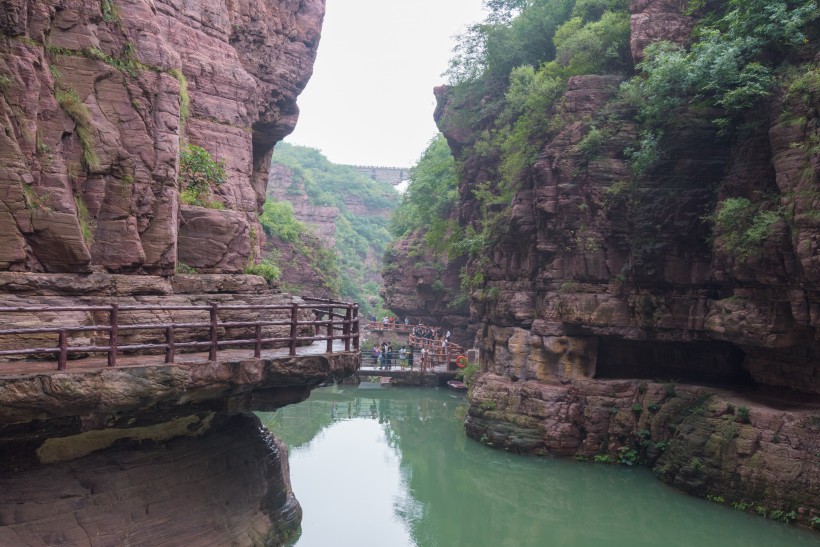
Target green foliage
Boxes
[455,360,481,387]
[735,405,751,423]
[245,259,281,283]
[552,11,631,76]
[631,403,643,413]
[390,134,459,250]
[270,144,398,318]
[55,88,99,170]
[440,0,632,263]
[169,69,189,128]
[258,199,341,294]
[622,0,818,127]
[48,44,140,77]
[593,454,614,464]
[617,446,639,466]
[260,200,305,243]
[179,144,226,208]
[706,494,726,504]
[101,0,122,26]
[713,198,781,259]
[74,196,94,244]
[624,130,663,178]
[176,262,197,274]
[0,73,12,94]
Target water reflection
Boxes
[259,385,820,547]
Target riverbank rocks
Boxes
[466,373,820,525]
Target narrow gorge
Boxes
[384,0,820,528]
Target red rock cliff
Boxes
[0,0,324,274]
[422,0,820,522]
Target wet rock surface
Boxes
[0,414,301,547]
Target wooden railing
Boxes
[0,297,359,371]
[408,334,464,365]
[366,321,414,334]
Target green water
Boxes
[258,385,820,547]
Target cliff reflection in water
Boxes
[259,386,820,547]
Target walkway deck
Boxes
[0,339,352,377]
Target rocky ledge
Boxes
[0,272,357,545]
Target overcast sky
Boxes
[285,0,487,168]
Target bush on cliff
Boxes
[622,0,819,127]
[179,144,226,208]
[390,134,458,253]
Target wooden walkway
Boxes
[0,297,359,376]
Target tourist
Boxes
[371,346,379,366]
[386,344,393,370]
[407,346,414,370]
[399,346,406,367]
[378,350,386,369]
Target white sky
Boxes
[285,0,487,168]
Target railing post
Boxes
[289,303,298,356]
[165,325,175,364]
[108,303,118,367]
[343,307,352,352]
[326,306,333,354]
[58,330,67,371]
[254,324,262,358]
[209,303,218,361]
[352,304,360,352]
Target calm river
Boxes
[258,385,820,547]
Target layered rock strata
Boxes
[0,414,301,546]
[411,0,820,525]
[0,0,324,274]
[0,272,358,544]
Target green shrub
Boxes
[179,144,226,208]
[245,259,281,283]
[55,88,99,170]
[713,197,781,260]
[176,262,197,274]
[736,405,751,423]
[594,454,614,464]
[622,0,818,127]
[74,196,94,244]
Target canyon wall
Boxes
[0,0,324,274]
[0,2,330,544]
[387,0,820,523]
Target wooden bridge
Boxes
[366,321,465,365]
[0,297,359,373]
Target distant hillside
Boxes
[266,143,399,317]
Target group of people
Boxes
[369,342,433,372]
[412,325,450,342]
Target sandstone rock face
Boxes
[0,271,358,544]
[419,0,820,524]
[630,0,695,61]
[381,229,470,344]
[0,414,301,546]
[467,373,820,520]
[0,0,325,274]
